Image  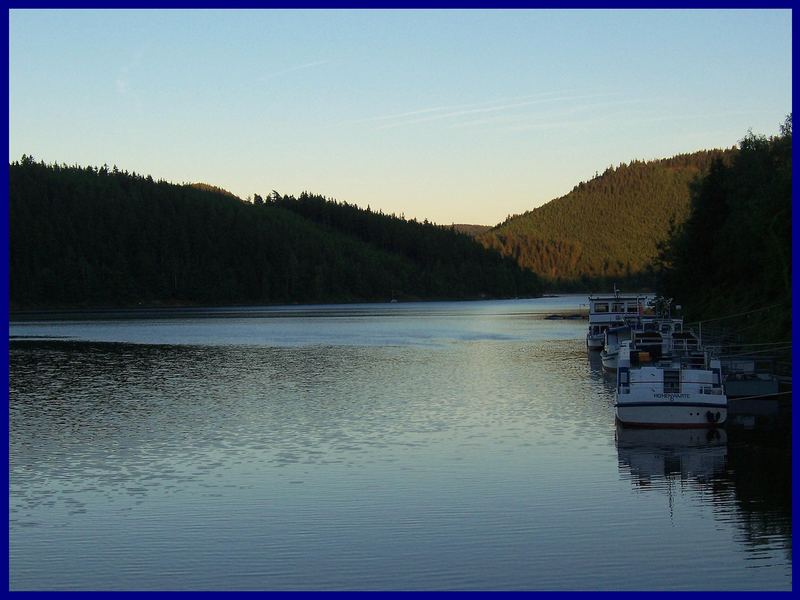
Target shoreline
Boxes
[8,295,594,323]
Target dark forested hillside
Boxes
[477,148,737,288]
[451,224,492,237]
[9,158,543,309]
[655,117,791,343]
[269,193,532,299]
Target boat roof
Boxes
[588,294,646,301]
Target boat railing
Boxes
[624,351,710,370]
[699,387,725,395]
[617,380,724,396]
[668,338,701,353]
[673,354,709,369]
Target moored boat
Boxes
[600,324,631,370]
[586,290,647,351]
[615,334,727,427]
[602,316,685,371]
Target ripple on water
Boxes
[8,303,792,590]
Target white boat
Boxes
[600,324,631,370]
[601,316,685,371]
[615,333,727,428]
[586,290,647,351]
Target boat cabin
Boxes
[587,295,647,325]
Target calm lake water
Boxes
[9,297,792,590]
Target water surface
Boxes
[9,298,791,590]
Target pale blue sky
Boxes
[9,9,792,225]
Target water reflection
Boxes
[9,303,792,590]
[587,350,616,398]
[615,424,792,568]
[9,298,589,347]
[11,338,607,519]
[615,424,728,487]
[712,429,792,562]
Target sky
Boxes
[8,9,792,225]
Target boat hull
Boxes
[615,400,727,428]
[587,334,604,350]
[601,350,618,371]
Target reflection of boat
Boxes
[586,290,647,351]
[587,346,605,375]
[615,332,727,427]
[615,423,728,485]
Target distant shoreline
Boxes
[7,294,599,323]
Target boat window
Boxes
[612,303,625,313]
[594,302,609,313]
[664,370,681,393]
[626,305,639,313]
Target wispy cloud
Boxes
[344,91,570,126]
[469,99,644,133]
[375,93,625,131]
[620,108,768,126]
[467,105,773,137]
[334,91,625,132]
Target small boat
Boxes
[615,332,727,428]
[600,324,631,370]
[601,316,685,371]
[586,289,647,351]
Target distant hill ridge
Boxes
[9,157,542,309]
[477,148,737,285]
[187,182,240,199]
[451,224,492,237]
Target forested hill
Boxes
[9,158,543,309]
[451,224,492,237]
[656,117,791,343]
[477,149,736,287]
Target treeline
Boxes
[477,148,737,287]
[9,158,543,309]
[451,224,492,237]
[268,192,538,299]
[655,116,792,343]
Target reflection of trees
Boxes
[10,341,242,513]
[615,424,792,562]
[709,429,792,561]
[9,340,450,512]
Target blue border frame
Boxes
[2,5,10,596]
[2,1,798,7]
[3,2,796,596]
